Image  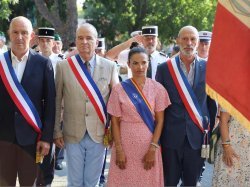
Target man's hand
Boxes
[36,141,50,156]
[54,137,65,149]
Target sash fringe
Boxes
[206,84,250,132]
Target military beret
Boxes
[0,31,6,42]
[54,34,62,41]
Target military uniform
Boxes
[149,51,168,80]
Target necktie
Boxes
[85,61,91,75]
[146,55,152,78]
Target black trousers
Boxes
[162,137,205,186]
[0,141,37,186]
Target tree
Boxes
[84,0,217,48]
[0,0,19,20]
[0,0,19,36]
[33,0,78,49]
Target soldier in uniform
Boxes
[52,33,64,58]
[51,33,65,171]
[141,25,168,80]
[36,27,64,186]
[197,31,212,61]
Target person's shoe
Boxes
[55,163,63,170]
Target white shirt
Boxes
[11,50,29,82]
[150,50,168,80]
[49,53,63,77]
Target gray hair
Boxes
[77,23,98,39]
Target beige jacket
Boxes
[53,55,119,143]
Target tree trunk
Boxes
[33,0,78,50]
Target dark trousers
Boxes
[55,146,64,165]
[99,148,108,184]
[162,137,205,186]
[0,141,37,186]
[36,142,55,186]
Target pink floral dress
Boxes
[107,78,171,187]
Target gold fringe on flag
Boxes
[206,84,250,132]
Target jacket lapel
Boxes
[192,58,201,90]
[93,55,104,82]
[21,50,35,86]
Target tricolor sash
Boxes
[67,54,107,125]
[121,79,155,134]
[167,57,208,132]
[0,52,42,139]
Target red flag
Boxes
[206,0,250,131]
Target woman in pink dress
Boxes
[107,45,171,187]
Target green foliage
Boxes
[84,0,217,48]
[0,0,18,20]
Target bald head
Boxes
[8,16,34,60]
[178,25,199,39]
[9,16,33,34]
[177,25,199,57]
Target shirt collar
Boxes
[150,50,158,59]
[11,50,29,62]
[179,55,196,68]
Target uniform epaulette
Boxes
[58,54,64,59]
[159,51,168,58]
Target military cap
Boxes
[130,30,142,37]
[199,31,212,42]
[38,27,55,39]
[54,34,62,41]
[97,38,105,50]
[142,26,158,36]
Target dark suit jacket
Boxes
[0,49,56,146]
[156,56,217,150]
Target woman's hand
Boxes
[116,149,127,170]
[222,145,239,167]
[142,146,156,170]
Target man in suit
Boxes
[156,25,217,186]
[0,16,55,186]
[54,23,119,186]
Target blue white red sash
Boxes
[67,54,107,125]
[121,79,155,134]
[0,52,42,139]
[167,57,208,132]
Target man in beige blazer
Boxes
[53,23,119,187]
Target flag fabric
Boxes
[206,0,250,131]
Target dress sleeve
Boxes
[107,84,122,117]
[155,82,171,112]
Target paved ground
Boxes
[52,151,214,187]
